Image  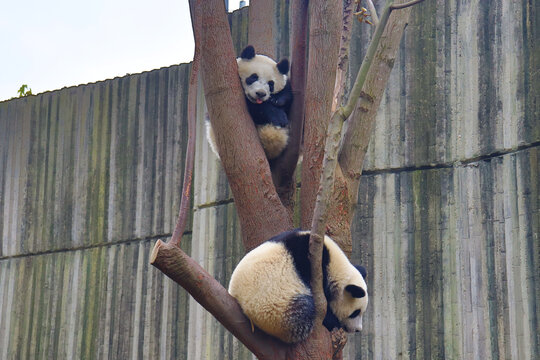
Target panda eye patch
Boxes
[349,310,361,319]
[268,80,275,93]
[246,73,258,85]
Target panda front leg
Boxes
[264,106,289,128]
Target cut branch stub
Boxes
[150,240,287,359]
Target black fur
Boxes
[286,294,316,343]
[246,80,292,128]
[345,284,366,298]
[276,58,289,74]
[268,230,346,332]
[355,265,367,279]
[322,304,342,331]
[240,45,255,59]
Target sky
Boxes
[0,0,247,102]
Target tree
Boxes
[151,0,425,358]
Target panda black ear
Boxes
[355,265,367,279]
[276,59,289,74]
[240,45,256,60]
[345,285,366,298]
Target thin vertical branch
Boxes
[309,110,348,324]
[332,0,355,112]
[270,0,309,212]
[169,0,201,247]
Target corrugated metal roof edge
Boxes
[0,61,193,105]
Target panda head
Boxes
[335,265,368,333]
[325,238,369,334]
[237,45,289,104]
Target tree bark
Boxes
[248,0,276,58]
[300,0,343,229]
[340,0,414,203]
[310,0,416,254]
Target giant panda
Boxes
[206,45,293,160]
[228,229,368,344]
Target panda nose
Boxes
[255,91,266,99]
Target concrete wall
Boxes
[1,1,538,359]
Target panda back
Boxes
[228,240,314,343]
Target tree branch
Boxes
[339,0,414,197]
[391,0,426,10]
[170,0,201,247]
[299,0,343,337]
[308,0,423,254]
[309,108,348,324]
[332,0,355,112]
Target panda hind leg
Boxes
[257,125,289,159]
[284,294,316,343]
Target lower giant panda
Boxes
[228,230,368,344]
[206,45,292,160]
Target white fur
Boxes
[228,241,310,343]
[228,231,368,343]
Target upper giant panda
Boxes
[228,229,368,344]
[206,45,292,160]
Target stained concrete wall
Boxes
[1,1,538,359]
